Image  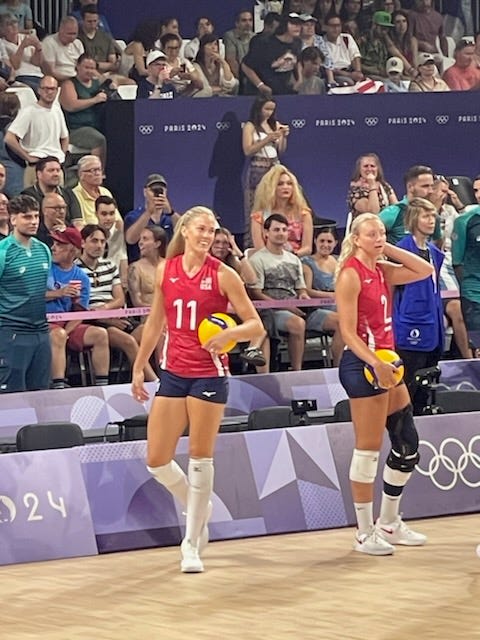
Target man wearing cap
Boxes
[241,13,303,96]
[299,14,335,86]
[0,195,51,392]
[384,56,409,92]
[443,39,480,92]
[124,173,180,263]
[358,11,400,80]
[46,226,110,389]
[409,52,450,92]
[137,50,175,99]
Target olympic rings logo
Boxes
[216,121,231,131]
[138,125,154,135]
[435,115,449,125]
[416,436,480,490]
[364,117,379,127]
[291,119,306,128]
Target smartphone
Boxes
[151,186,165,197]
[180,63,186,72]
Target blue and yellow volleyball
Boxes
[364,349,404,388]
[197,312,237,353]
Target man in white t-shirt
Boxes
[323,13,364,86]
[4,75,69,186]
[42,16,84,81]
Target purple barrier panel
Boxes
[0,360,479,440]
[326,411,480,525]
[0,449,97,565]
[79,424,348,554]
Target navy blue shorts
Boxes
[338,349,388,399]
[155,369,229,404]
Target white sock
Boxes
[354,502,373,535]
[185,457,214,548]
[379,466,411,524]
[147,460,188,506]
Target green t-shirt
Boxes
[0,235,51,331]
[452,206,480,303]
[380,196,442,245]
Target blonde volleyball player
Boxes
[335,213,433,555]
[131,206,263,573]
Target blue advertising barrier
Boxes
[132,92,480,235]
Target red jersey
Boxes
[344,256,394,350]
[161,254,230,377]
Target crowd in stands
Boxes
[0,0,479,396]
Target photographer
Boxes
[59,52,107,168]
[124,173,181,262]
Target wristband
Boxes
[238,254,245,261]
[256,81,265,89]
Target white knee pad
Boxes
[349,449,380,483]
[188,457,214,494]
[147,460,188,505]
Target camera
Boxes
[291,399,317,425]
[414,366,441,388]
[97,78,120,100]
[151,185,165,197]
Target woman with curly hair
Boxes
[347,153,398,227]
[250,164,313,257]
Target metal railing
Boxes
[31,0,69,35]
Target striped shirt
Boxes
[0,235,51,331]
[75,257,121,307]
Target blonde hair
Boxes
[166,206,217,259]
[252,164,310,214]
[404,197,436,234]
[335,212,384,279]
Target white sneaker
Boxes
[376,516,427,546]
[180,539,204,573]
[354,528,395,556]
[198,501,213,555]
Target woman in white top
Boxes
[242,96,289,246]
[0,15,42,91]
[192,33,238,97]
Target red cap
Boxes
[50,227,83,249]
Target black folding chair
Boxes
[16,422,85,452]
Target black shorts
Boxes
[155,369,229,404]
[338,349,388,399]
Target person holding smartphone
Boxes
[124,173,181,262]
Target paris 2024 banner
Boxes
[134,92,480,235]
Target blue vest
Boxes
[393,234,444,352]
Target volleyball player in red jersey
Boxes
[131,206,263,573]
[335,213,434,556]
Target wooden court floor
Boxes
[2,514,480,640]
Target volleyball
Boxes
[364,349,404,388]
[197,312,237,353]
